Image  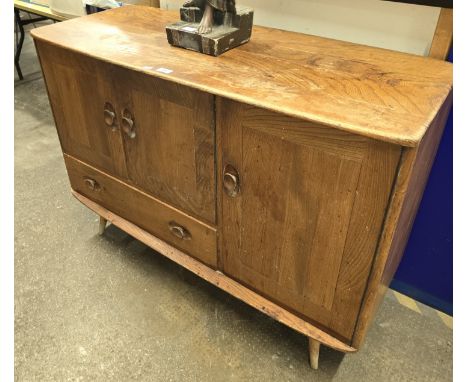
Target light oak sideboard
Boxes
[32,6,453,369]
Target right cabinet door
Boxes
[218,98,401,341]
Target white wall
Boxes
[160,0,441,56]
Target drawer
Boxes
[64,154,217,268]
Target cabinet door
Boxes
[218,99,401,341]
[114,68,216,224]
[36,42,128,179]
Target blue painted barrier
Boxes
[391,49,453,315]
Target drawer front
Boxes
[64,154,217,268]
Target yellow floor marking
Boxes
[437,311,453,329]
[393,291,422,314]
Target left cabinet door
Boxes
[112,67,216,225]
[35,41,128,179]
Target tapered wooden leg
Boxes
[98,216,107,235]
[308,338,320,370]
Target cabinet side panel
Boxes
[33,39,67,155]
[352,92,453,348]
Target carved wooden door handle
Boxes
[103,102,116,128]
[223,164,240,197]
[168,221,192,240]
[84,177,100,191]
[121,109,136,138]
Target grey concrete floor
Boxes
[15,21,452,381]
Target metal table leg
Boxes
[14,9,49,80]
[14,8,25,80]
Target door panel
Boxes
[218,98,401,341]
[36,42,128,179]
[115,68,216,224]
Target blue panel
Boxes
[391,48,453,315]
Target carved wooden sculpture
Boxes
[166,0,253,56]
[183,0,236,33]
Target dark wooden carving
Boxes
[166,1,253,56]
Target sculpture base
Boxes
[166,6,253,57]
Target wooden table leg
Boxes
[98,216,107,235]
[308,338,320,370]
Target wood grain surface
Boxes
[32,4,454,355]
[428,8,453,60]
[113,65,216,224]
[31,6,452,147]
[37,41,216,224]
[64,154,218,267]
[36,41,130,180]
[72,190,357,353]
[217,98,401,342]
[352,92,452,348]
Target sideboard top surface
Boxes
[31,6,452,147]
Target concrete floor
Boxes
[15,21,452,381]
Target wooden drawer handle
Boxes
[84,177,100,191]
[223,164,240,197]
[168,221,192,240]
[103,102,116,128]
[121,109,136,139]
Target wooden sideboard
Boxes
[31,6,452,369]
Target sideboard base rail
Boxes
[71,190,357,362]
